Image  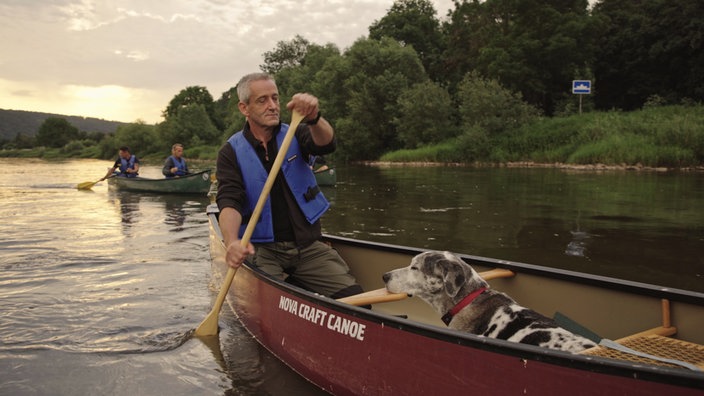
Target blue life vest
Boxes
[167,155,187,177]
[119,155,138,178]
[227,124,329,242]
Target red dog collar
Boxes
[442,287,487,325]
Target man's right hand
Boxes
[225,240,255,269]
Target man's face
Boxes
[119,149,130,159]
[239,79,280,128]
[172,146,183,158]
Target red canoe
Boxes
[206,204,704,395]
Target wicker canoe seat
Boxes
[579,299,704,371]
[582,333,704,371]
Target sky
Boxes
[0,0,456,124]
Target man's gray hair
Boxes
[236,72,275,104]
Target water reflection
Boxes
[218,308,328,395]
[110,191,142,226]
[107,190,211,232]
[165,197,188,229]
[565,211,591,258]
[565,229,591,258]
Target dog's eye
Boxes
[411,267,419,271]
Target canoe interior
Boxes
[330,235,704,346]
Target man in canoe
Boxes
[216,72,365,300]
[101,146,139,180]
[162,143,189,178]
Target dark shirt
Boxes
[216,121,336,247]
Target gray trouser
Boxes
[252,240,361,298]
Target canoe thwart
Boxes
[336,289,408,306]
[613,299,676,342]
[478,268,516,281]
[337,268,516,307]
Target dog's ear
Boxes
[439,253,466,298]
[444,269,465,298]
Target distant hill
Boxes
[0,109,127,141]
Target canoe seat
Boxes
[579,299,704,371]
[581,334,704,371]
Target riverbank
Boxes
[379,104,704,169]
[2,105,703,170]
[361,160,704,172]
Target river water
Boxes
[1,158,702,395]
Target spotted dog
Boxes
[382,251,596,353]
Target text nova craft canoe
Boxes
[107,170,212,194]
[206,204,704,395]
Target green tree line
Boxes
[2,0,703,167]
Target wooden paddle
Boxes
[77,174,114,190]
[77,179,100,190]
[337,268,515,306]
[195,111,305,337]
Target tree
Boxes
[10,133,35,149]
[444,0,595,115]
[113,121,159,155]
[441,0,492,94]
[35,117,80,148]
[157,104,220,147]
[395,81,456,148]
[260,35,311,75]
[163,86,218,128]
[457,71,540,135]
[311,52,352,127]
[273,42,341,121]
[213,87,239,132]
[592,0,704,110]
[369,0,446,82]
[324,37,428,160]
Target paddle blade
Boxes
[77,181,97,190]
[195,310,220,337]
[195,266,238,337]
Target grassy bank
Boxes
[381,105,704,169]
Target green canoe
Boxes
[314,167,336,186]
[107,169,212,194]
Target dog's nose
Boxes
[382,273,390,283]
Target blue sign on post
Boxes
[572,80,591,94]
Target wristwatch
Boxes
[306,111,322,125]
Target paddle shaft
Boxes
[195,111,305,337]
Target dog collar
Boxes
[442,287,487,325]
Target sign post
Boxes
[572,80,591,114]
